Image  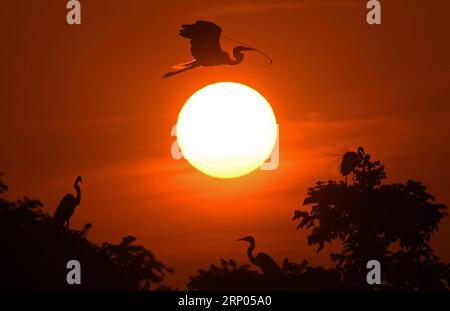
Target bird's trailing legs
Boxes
[172,60,197,69]
[163,64,198,78]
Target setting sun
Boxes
[176,82,277,179]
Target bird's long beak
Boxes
[236,238,245,242]
[240,47,256,52]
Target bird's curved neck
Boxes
[247,243,256,263]
[228,50,244,65]
[74,183,81,205]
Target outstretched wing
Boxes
[179,21,223,60]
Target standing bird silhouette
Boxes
[54,176,82,229]
[163,20,272,78]
[340,147,366,183]
[237,236,282,277]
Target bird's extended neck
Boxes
[74,183,81,205]
[247,243,256,264]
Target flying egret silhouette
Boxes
[54,176,82,229]
[163,20,272,78]
[340,147,366,183]
[237,236,282,277]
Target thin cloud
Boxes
[195,0,360,17]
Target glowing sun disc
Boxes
[177,82,277,179]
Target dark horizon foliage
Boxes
[293,149,449,290]
[189,148,449,290]
[188,258,343,291]
[1,146,449,291]
[0,174,172,290]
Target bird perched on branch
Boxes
[237,236,282,277]
[163,20,272,78]
[54,176,82,229]
[340,147,366,183]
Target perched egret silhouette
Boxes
[340,147,366,183]
[163,20,272,78]
[54,176,82,229]
[237,236,282,277]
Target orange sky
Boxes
[1,0,450,288]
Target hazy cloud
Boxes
[195,0,360,17]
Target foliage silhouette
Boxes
[188,233,341,291]
[293,148,449,290]
[188,148,449,290]
[2,144,449,292]
[0,173,7,194]
[188,258,342,291]
[187,259,262,290]
[0,175,172,290]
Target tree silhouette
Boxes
[3,145,450,292]
[0,173,7,194]
[293,148,449,290]
[0,174,172,290]
[102,236,173,290]
[188,257,342,290]
[187,258,265,290]
[188,148,449,290]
